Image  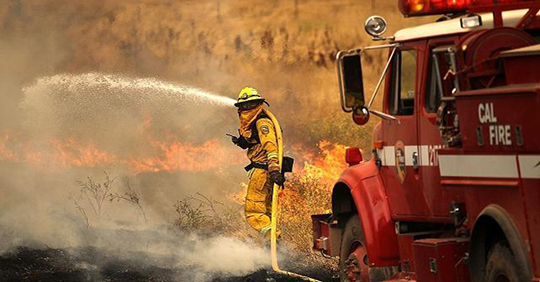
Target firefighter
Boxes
[230,87,285,240]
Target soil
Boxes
[0,247,337,282]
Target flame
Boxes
[274,141,345,249]
[0,130,243,173]
[0,133,18,162]
[229,140,348,209]
[128,139,240,173]
[298,140,349,183]
[0,134,119,171]
[51,138,118,167]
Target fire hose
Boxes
[265,110,323,282]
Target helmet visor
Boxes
[237,100,262,111]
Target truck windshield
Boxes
[389,49,417,115]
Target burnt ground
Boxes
[0,247,337,282]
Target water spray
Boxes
[19,72,323,281]
[23,72,236,108]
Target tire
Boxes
[339,215,395,282]
[486,242,525,282]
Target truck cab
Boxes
[312,1,540,281]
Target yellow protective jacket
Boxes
[245,111,280,173]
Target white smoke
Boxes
[0,72,262,281]
[0,191,270,281]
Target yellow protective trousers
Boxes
[245,168,273,235]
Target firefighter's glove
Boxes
[231,135,250,149]
[270,171,285,187]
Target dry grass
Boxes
[281,172,331,251]
[277,164,342,271]
[69,172,116,227]
[173,192,245,236]
[4,0,437,271]
[70,172,150,226]
[0,0,432,150]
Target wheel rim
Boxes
[345,241,369,282]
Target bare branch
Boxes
[68,193,90,228]
[173,192,233,233]
[109,180,148,223]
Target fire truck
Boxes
[311,1,540,281]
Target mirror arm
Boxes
[369,109,401,124]
[363,43,400,51]
[367,47,397,108]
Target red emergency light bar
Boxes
[399,0,538,17]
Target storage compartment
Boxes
[397,234,416,273]
[455,85,540,152]
[311,213,341,257]
[501,44,540,85]
[413,238,469,282]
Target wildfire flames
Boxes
[1,124,349,208]
[128,139,238,173]
[51,138,118,168]
[227,140,349,204]
[296,140,349,183]
[0,131,243,173]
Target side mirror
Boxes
[345,147,363,166]
[352,106,370,125]
[337,50,365,113]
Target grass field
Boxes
[0,0,432,149]
[0,1,436,279]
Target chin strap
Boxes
[264,110,322,282]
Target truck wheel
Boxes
[485,242,521,282]
[339,215,394,282]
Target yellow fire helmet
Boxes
[234,87,266,107]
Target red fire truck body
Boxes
[312,1,540,281]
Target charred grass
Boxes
[0,247,333,282]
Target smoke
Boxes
[0,37,259,282]
[0,208,270,281]
[0,0,409,279]
[0,150,266,281]
[0,3,255,277]
[183,235,269,275]
[0,3,265,279]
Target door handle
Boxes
[412,152,419,170]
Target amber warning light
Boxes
[398,0,538,17]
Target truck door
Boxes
[417,41,464,218]
[380,45,430,217]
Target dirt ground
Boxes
[0,247,337,282]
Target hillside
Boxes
[0,0,431,148]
